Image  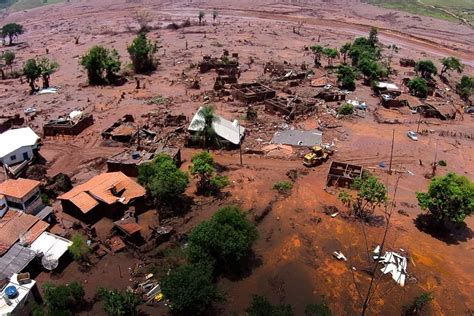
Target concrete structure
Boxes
[43,113,94,137]
[0,128,40,166]
[265,96,319,120]
[0,179,43,214]
[0,274,38,316]
[271,130,323,147]
[0,115,24,134]
[326,161,363,188]
[231,83,276,104]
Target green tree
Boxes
[415,60,437,79]
[80,45,121,85]
[137,153,188,204]
[187,206,258,269]
[368,27,379,46]
[407,77,428,98]
[97,288,142,316]
[440,57,464,76]
[456,75,473,101]
[348,37,381,66]
[341,174,387,219]
[416,173,473,226]
[3,50,15,74]
[2,23,24,45]
[340,42,352,64]
[23,58,42,94]
[68,233,90,263]
[357,57,386,83]
[38,57,59,88]
[127,32,158,74]
[190,105,220,149]
[198,11,205,24]
[310,44,324,67]
[305,303,332,316]
[403,292,434,316]
[336,65,356,91]
[338,103,355,115]
[189,151,228,195]
[322,47,338,66]
[246,295,294,316]
[161,262,222,314]
[385,44,399,74]
[33,282,85,315]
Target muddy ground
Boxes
[1,0,473,315]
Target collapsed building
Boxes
[326,161,363,188]
[199,51,239,74]
[315,88,346,102]
[399,58,416,67]
[102,115,136,143]
[231,83,276,104]
[43,111,94,137]
[265,96,320,120]
[0,114,24,134]
[417,102,457,120]
[373,82,402,97]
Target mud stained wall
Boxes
[107,162,139,178]
[43,115,94,137]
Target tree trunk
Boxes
[42,75,50,89]
[0,68,5,80]
[29,80,37,94]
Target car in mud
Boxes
[407,131,418,141]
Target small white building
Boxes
[0,274,37,316]
[0,127,40,166]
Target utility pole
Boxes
[388,129,395,174]
[416,111,422,133]
[432,139,439,177]
[238,122,243,166]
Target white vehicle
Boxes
[407,131,418,141]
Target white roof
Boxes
[0,273,36,315]
[29,232,72,261]
[188,107,245,145]
[0,127,40,159]
[376,82,400,90]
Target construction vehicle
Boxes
[303,145,332,167]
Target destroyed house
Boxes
[199,55,239,74]
[265,96,318,120]
[380,94,408,108]
[101,115,136,142]
[326,161,363,188]
[399,58,416,67]
[0,127,40,167]
[58,172,146,223]
[315,88,346,102]
[188,107,245,146]
[231,83,276,104]
[0,179,44,215]
[0,114,24,134]
[417,103,456,120]
[107,146,181,177]
[43,114,94,137]
[373,82,402,97]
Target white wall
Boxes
[0,146,34,165]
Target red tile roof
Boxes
[0,178,40,199]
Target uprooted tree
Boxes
[416,172,473,227]
[189,151,229,196]
[80,45,121,85]
[1,23,24,45]
[127,32,159,74]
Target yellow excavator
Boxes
[303,145,332,167]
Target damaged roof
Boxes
[0,178,40,199]
[0,127,40,159]
[58,172,146,214]
[271,130,323,147]
[188,107,245,145]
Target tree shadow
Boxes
[159,195,195,219]
[218,251,263,282]
[414,214,473,245]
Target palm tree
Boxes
[191,105,220,150]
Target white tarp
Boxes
[29,232,72,261]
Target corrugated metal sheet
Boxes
[0,243,36,279]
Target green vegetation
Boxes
[161,262,222,314]
[0,0,64,10]
[246,295,294,316]
[190,105,220,149]
[337,65,356,91]
[305,303,333,316]
[147,95,169,105]
[97,288,142,316]
[338,103,355,115]
[23,57,58,93]
[310,45,324,67]
[33,282,85,316]
[403,292,434,316]
[68,234,90,263]
[456,75,474,101]
[80,45,121,85]
[127,32,159,74]
[187,205,258,269]
[138,154,189,204]
[362,0,474,25]
[273,181,293,195]
[407,77,428,98]
[1,23,24,45]
[417,173,473,226]
[198,11,205,24]
[190,151,229,196]
[440,57,464,76]
[322,47,338,66]
[415,60,437,79]
[438,160,447,167]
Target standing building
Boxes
[0,179,44,215]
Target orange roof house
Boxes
[58,172,145,223]
[0,178,44,214]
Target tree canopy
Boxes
[407,77,428,98]
[23,57,58,93]
[33,282,85,316]
[337,65,356,91]
[127,32,158,74]
[190,105,220,149]
[440,57,464,76]
[97,288,142,316]
[189,151,229,195]
[137,153,189,203]
[161,262,222,314]
[2,23,24,45]
[456,75,473,101]
[417,173,473,226]
[415,60,437,79]
[187,205,258,269]
[80,45,121,85]
[246,295,294,316]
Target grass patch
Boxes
[147,95,169,105]
[273,181,293,195]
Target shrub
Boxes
[438,160,447,167]
[456,75,473,101]
[305,303,332,316]
[97,288,142,316]
[161,262,222,314]
[246,295,293,316]
[68,234,90,262]
[80,45,121,85]
[273,181,293,195]
[190,151,229,195]
[127,32,158,74]
[338,103,354,116]
[187,206,258,270]
[33,282,85,315]
[403,292,433,316]
[407,77,428,98]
